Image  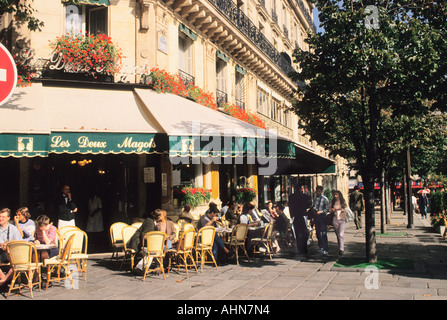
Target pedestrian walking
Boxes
[348,185,364,229]
[418,191,429,219]
[331,190,347,256]
[312,186,329,256]
[288,183,312,258]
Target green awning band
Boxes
[0,134,49,158]
[179,23,197,41]
[0,132,168,157]
[168,136,295,159]
[49,132,165,154]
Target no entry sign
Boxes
[0,43,18,106]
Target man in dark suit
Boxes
[288,183,312,257]
[127,211,156,252]
[57,185,78,228]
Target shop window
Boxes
[65,4,108,35]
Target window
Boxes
[179,34,194,84]
[271,98,280,122]
[216,58,227,107]
[65,4,108,35]
[257,87,269,116]
[235,71,245,110]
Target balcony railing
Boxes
[216,89,228,108]
[208,0,297,79]
[178,69,195,86]
[235,99,246,110]
[297,0,317,33]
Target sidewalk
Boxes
[3,209,447,301]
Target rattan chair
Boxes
[120,225,138,271]
[131,221,143,229]
[224,224,250,265]
[251,222,274,259]
[141,231,168,280]
[168,228,198,278]
[44,234,75,290]
[109,222,128,260]
[6,241,42,299]
[195,226,218,272]
[62,229,89,280]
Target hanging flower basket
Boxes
[235,188,256,204]
[174,186,212,208]
[49,33,124,78]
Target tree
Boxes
[291,0,446,262]
[0,0,44,32]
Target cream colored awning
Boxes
[44,86,161,134]
[0,84,165,157]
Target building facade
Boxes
[0,0,349,248]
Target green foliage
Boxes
[430,191,445,215]
[235,188,256,204]
[0,0,44,31]
[291,0,447,261]
[176,186,212,209]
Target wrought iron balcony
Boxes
[235,99,246,110]
[296,0,317,33]
[216,89,228,108]
[178,69,195,86]
[208,0,297,79]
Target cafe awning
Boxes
[0,85,50,157]
[134,88,295,159]
[0,84,167,157]
[260,144,336,175]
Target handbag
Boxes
[345,207,354,222]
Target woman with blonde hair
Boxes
[154,209,176,249]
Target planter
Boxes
[440,226,446,237]
[42,69,114,82]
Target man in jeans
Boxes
[312,186,330,256]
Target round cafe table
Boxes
[35,243,58,262]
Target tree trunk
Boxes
[363,171,377,263]
[386,184,392,224]
[380,170,386,234]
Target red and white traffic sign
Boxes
[0,43,18,106]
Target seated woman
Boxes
[153,209,177,250]
[34,215,58,259]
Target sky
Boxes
[313,6,324,33]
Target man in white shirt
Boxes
[0,208,22,287]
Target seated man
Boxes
[127,211,156,252]
[0,208,22,287]
[198,205,229,264]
